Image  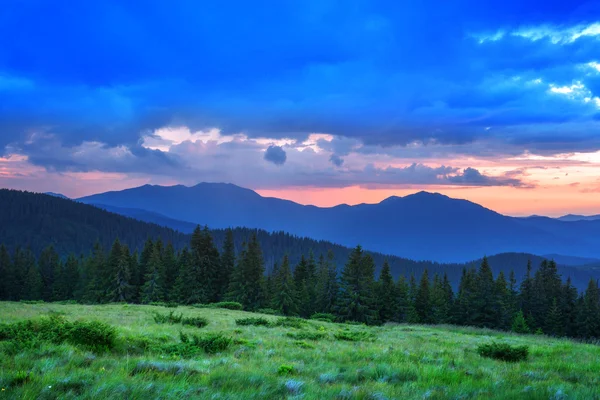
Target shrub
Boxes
[477,342,529,362]
[10,371,34,387]
[278,364,295,376]
[286,331,327,341]
[310,313,337,323]
[334,330,376,342]
[181,316,209,328]
[294,340,315,349]
[67,320,117,352]
[19,300,44,304]
[256,308,280,315]
[152,311,183,324]
[273,317,306,329]
[0,316,117,352]
[212,302,243,310]
[235,317,270,326]
[191,333,233,354]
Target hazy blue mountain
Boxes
[78,183,600,262]
[44,192,70,199]
[557,214,600,222]
[542,254,600,267]
[91,203,198,233]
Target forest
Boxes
[1,225,599,340]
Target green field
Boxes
[0,302,599,399]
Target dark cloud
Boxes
[448,167,531,187]
[1,0,600,156]
[264,146,287,165]
[329,154,344,167]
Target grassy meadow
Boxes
[0,302,599,399]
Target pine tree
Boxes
[430,273,451,324]
[377,260,398,322]
[494,271,510,330]
[109,245,132,302]
[173,248,200,304]
[473,256,496,328]
[315,251,338,314]
[272,255,298,315]
[580,279,600,339]
[396,275,410,322]
[162,243,178,301]
[232,234,265,310]
[546,298,563,337]
[218,229,236,300]
[406,274,420,323]
[23,264,43,301]
[453,268,477,326]
[519,260,534,325]
[141,245,164,303]
[560,277,578,338]
[0,244,12,300]
[415,269,431,323]
[38,245,60,301]
[62,254,80,300]
[511,310,530,334]
[337,246,378,324]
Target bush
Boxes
[10,371,34,387]
[0,317,117,352]
[235,317,271,326]
[310,313,337,323]
[278,364,295,376]
[67,320,117,352]
[152,311,183,324]
[212,302,243,310]
[286,331,327,341]
[191,333,233,354]
[294,340,315,349]
[477,342,529,362]
[334,330,376,342]
[256,308,280,315]
[181,316,209,328]
[273,317,306,329]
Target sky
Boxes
[1,0,600,216]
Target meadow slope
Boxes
[0,303,599,399]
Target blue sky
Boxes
[1,0,600,215]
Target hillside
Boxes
[78,183,600,262]
[1,189,599,291]
[1,302,599,399]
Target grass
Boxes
[1,303,599,399]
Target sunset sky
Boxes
[1,1,600,216]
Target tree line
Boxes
[1,226,599,339]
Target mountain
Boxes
[44,192,70,199]
[1,189,599,290]
[557,214,600,222]
[78,183,600,262]
[91,203,197,233]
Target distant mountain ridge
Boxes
[78,182,600,262]
[1,189,599,291]
[557,214,600,222]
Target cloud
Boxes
[329,154,344,167]
[1,0,600,156]
[264,145,287,165]
[447,167,531,187]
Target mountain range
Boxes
[77,183,600,263]
[2,188,599,291]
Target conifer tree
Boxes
[474,256,496,328]
[38,245,60,301]
[560,277,579,338]
[162,243,178,300]
[173,248,199,304]
[61,254,80,300]
[141,245,164,303]
[109,245,132,302]
[0,244,12,300]
[546,298,563,337]
[511,310,530,334]
[315,251,338,314]
[23,264,43,301]
[430,273,451,324]
[406,274,420,323]
[337,246,378,324]
[377,260,398,322]
[218,228,236,300]
[580,279,600,339]
[272,255,298,315]
[415,269,432,323]
[494,271,510,330]
[396,275,410,322]
[519,260,534,321]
